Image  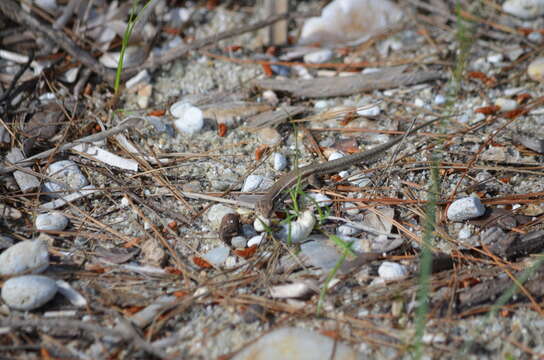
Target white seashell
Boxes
[357,105,381,117]
[35,212,68,231]
[270,282,315,299]
[0,239,49,276]
[278,210,315,243]
[378,261,407,281]
[1,275,58,310]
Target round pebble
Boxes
[172,102,204,135]
[327,151,344,161]
[254,215,271,233]
[35,212,69,231]
[1,275,58,310]
[247,233,266,247]
[43,160,88,196]
[494,98,517,111]
[378,261,407,281]
[528,57,544,82]
[272,153,287,171]
[307,193,333,208]
[231,236,247,248]
[0,239,49,276]
[242,175,263,192]
[434,94,446,105]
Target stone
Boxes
[248,234,266,247]
[0,239,49,276]
[1,275,58,311]
[272,153,287,171]
[304,49,333,64]
[171,102,204,135]
[43,160,88,197]
[232,327,360,360]
[357,104,381,117]
[202,246,230,267]
[300,240,341,272]
[378,261,407,281]
[35,212,69,231]
[447,196,486,221]
[6,148,40,193]
[528,57,544,82]
[494,98,517,111]
[231,236,247,248]
[242,175,264,192]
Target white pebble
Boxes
[43,160,88,196]
[242,175,263,192]
[277,210,315,243]
[327,151,344,161]
[494,98,518,112]
[0,239,49,276]
[231,236,247,248]
[303,49,333,64]
[171,102,204,135]
[254,215,271,232]
[262,90,278,105]
[300,241,341,272]
[202,246,230,266]
[307,193,333,208]
[1,275,58,310]
[126,70,150,89]
[248,233,266,247]
[378,261,407,281]
[487,53,504,64]
[458,225,472,240]
[447,196,486,221]
[357,105,380,117]
[528,31,542,43]
[270,282,314,299]
[272,153,287,171]
[434,94,446,105]
[414,98,425,107]
[503,0,544,18]
[528,57,544,82]
[314,100,329,109]
[35,212,68,231]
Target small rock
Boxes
[487,53,504,64]
[206,204,236,231]
[458,225,472,240]
[1,275,58,311]
[337,224,361,237]
[303,49,333,64]
[528,57,544,82]
[242,175,263,192]
[126,70,150,89]
[171,102,204,135]
[141,239,166,266]
[257,127,281,146]
[262,90,278,105]
[231,236,247,248]
[43,160,88,197]
[528,31,544,43]
[219,213,241,244]
[0,125,10,143]
[514,134,544,153]
[6,148,40,193]
[494,98,518,111]
[247,233,266,247]
[277,210,315,243]
[0,235,14,250]
[307,193,333,208]
[434,94,446,105]
[242,304,266,323]
[343,201,360,215]
[357,105,381,117]
[254,215,271,233]
[232,327,359,360]
[272,153,287,171]
[99,46,145,68]
[414,98,425,107]
[327,151,344,161]
[503,0,544,18]
[35,212,69,231]
[447,196,486,221]
[0,239,49,276]
[270,282,315,299]
[202,246,230,267]
[378,261,407,281]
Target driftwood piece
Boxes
[253,68,445,98]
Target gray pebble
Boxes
[43,160,88,197]
[231,236,247,248]
[242,174,263,192]
[202,246,230,266]
[447,196,486,221]
[35,212,69,231]
[1,275,58,310]
[0,239,49,276]
[272,153,287,171]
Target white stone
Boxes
[528,57,544,82]
[0,240,49,276]
[43,160,88,196]
[434,94,446,105]
[126,70,150,89]
[247,233,266,247]
[35,212,68,231]
[313,100,329,109]
[206,204,236,231]
[307,193,333,208]
[254,216,271,233]
[6,148,40,193]
[503,0,544,18]
[494,98,518,111]
[277,210,315,243]
[487,53,504,64]
[303,49,333,64]
[172,103,204,135]
[55,280,87,307]
[99,47,145,68]
[231,236,247,248]
[357,105,381,117]
[202,246,230,267]
[458,225,472,240]
[414,98,425,107]
[1,275,58,311]
[270,282,314,299]
[242,175,263,192]
[447,196,486,221]
[232,327,359,360]
[378,261,407,281]
[262,90,278,105]
[327,151,344,161]
[272,153,287,171]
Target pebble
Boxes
[303,49,333,64]
[202,246,230,267]
[494,98,518,111]
[270,282,314,299]
[514,134,544,153]
[126,70,150,89]
[300,240,341,272]
[99,46,145,68]
[242,175,263,192]
[343,201,360,215]
[272,153,287,171]
[357,104,381,117]
[528,32,543,43]
[327,151,344,161]
[503,0,544,18]
[35,212,69,231]
[232,327,359,360]
[277,210,315,243]
[1,275,58,311]
[206,204,237,231]
[307,193,333,208]
[171,102,204,135]
[458,225,472,240]
[43,160,88,196]
[262,90,278,105]
[0,125,10,143]
[434,94,446,105]
[0,239,49,276]
[447,196,486,221]
[414,98,425,107]
[257,127,281,146]
[254,215,271,232]
[378,261,407,281]
[231,236,247,248]
[7,148,40,193]
[487,53,504,64]
[528,57,544,82]
[247,233,266,247]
